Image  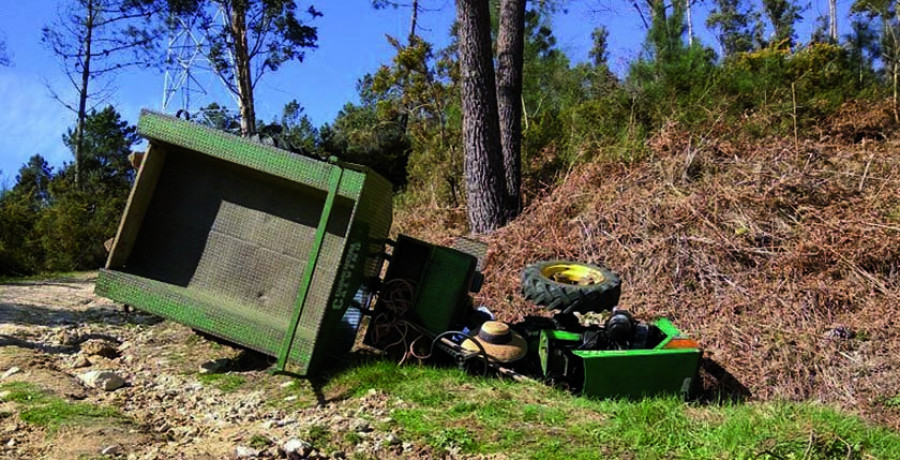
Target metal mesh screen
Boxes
[97,111,393,375]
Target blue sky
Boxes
[0,0,845,187]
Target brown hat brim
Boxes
[461,330,527,363]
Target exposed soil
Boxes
[0,274,430,459]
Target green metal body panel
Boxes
[95,110,393,376]
[540,318,701,399]
[362,235,477,350]
[413,245,477,334]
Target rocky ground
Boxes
[0,273,429,460]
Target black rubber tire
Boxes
[521,260,621,314]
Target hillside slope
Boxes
[462,120,900,429]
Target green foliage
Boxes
[519,9,612,166]
[198,0,319,79]
[368,35,462,203]
[589,26,610,67]
[845,19,880,86]
[273,99,321,155]
[707,0,764,56]
[320,102,411,191]
[63,106,138,195]
[720,43,868,131]
[35,187,123,272]
[196,102,242,135]
[762,0,804,49]
[0,106,136,277]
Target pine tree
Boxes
[707,0,764,56]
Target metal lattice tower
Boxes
[161,14,210,115]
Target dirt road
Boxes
[0,274,417,460]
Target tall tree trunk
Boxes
[496,0,525,217]
[75,0,96,189]
[409,0,419,42]
[456,0,507,234]
[828,0,837,42]
[230,1,256,136]
[894,61,899,123]
[685,0,694,46]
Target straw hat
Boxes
[461,321,527,363]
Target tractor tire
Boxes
[521,260,621,314]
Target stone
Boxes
[71,355,91,369]
[386,433,401,446]
[198,358,230,374]
[351,419,372,433]
[78,370,126,391]
[100,445,121,456]
[276,417,296,427]
[80,339,120,358]
[0,391,10,400]
[1,367,20,380]
[283,438,311,457]
[235,446,259,458]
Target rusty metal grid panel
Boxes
[96,111,393,375]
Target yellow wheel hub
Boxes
[541,264,605,286]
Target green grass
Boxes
[248,434,270,449]
[312,359,900,459]
[305,424,331,448]
[0,382,125,432]
[196,373,246,392]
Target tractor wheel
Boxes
[521,260,621,314]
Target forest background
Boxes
[0,0,892,275]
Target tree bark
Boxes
[75,0,96,189]
[409,0,419,42]
[685,0,694,46]
[456,0,507,234]
[496,0,525,217]
[229,1,257,136]
[828,0,837,42]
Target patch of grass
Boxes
[0,382,125,432]
[196,373,245,392]
[248,434,270,449]
[267,379,316,411]
[882,395,900,408]
[344,431,363,445]
[323,359,900,458]
[1,381,53,404]
[306,424,331,448]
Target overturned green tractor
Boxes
[96,110,700,399]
